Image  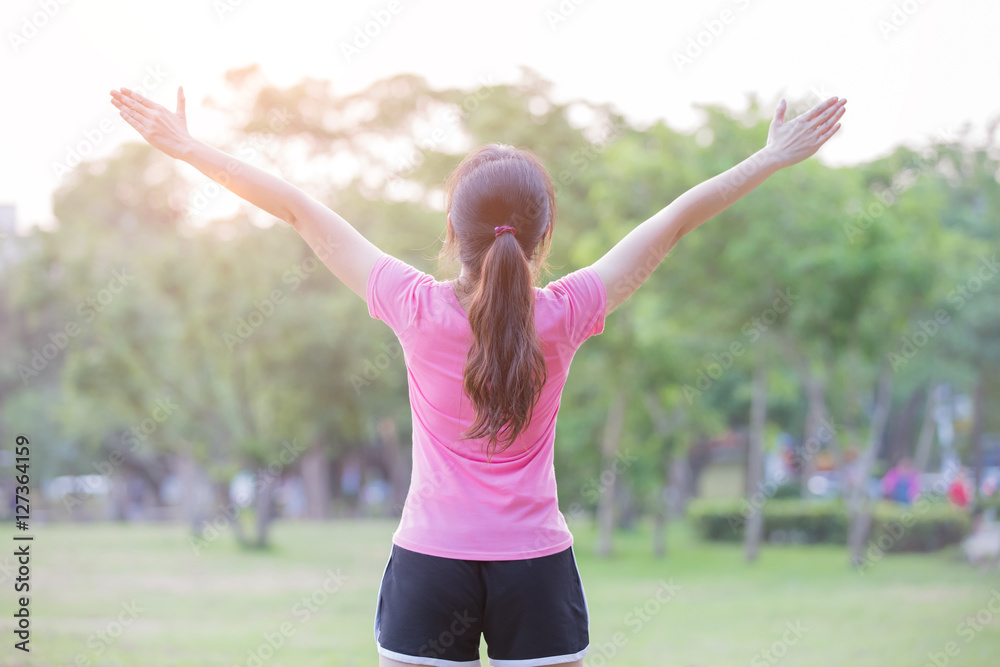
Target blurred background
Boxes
[2,0,999,665]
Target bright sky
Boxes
[3,0,998,232]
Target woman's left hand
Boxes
[110,86,193,160]
[765,96,846,170]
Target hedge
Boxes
[976,495,1000,514]
[688,497,971,553]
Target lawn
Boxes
[2,517,999,666]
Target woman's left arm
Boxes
[110,86,382,300]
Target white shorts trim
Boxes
[569,545,591,628]
[374,546,393,641]
[488,644,590,666]
[376,642,482,666]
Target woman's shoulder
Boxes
[538,265,604,299]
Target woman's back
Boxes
[366,251,607,559]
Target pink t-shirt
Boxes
[366,252,607,560]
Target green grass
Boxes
[2,517,999,666]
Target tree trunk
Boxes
[798,359,825,496]
[177,446,208,537]
[596,388,627,558]
[971,371,985,509]
[687,439,712,498]
[108,475,128,522]
[219,478,248,547]
[301,437,331,520]
[889,385,923,464]
[668,449,690,518]
[642,391,674,558]
[118,447,167,506]
[848,365,894,567]
[744,365,768,563]
[254,471,274,549]
[652,458,670,559]
[913,383,938,472]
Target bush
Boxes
[688,497,971,553]
[976,495,1000,514]
[771,482,802,500]
[868,500,972,553]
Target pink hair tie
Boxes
[494,225,516,238]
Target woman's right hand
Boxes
[110,86,194,160]
[764,96,846,170]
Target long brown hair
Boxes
[439,143,557,459]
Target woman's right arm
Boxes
[590,96,846,316]
[111,86,383,301]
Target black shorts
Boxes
[374,544,590,666]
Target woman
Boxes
[110,85,845,667]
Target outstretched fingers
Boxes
[110,90,148,122]
[805,96,840,121]
[119,106,149,134]
[817,102,846,132]
[120,87,160,120]
[813,107,845,144]
[805,100,845,137]
[109,93,141,127]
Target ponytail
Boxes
[440,143,557,460]
[463,227,547,459]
